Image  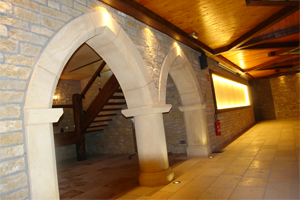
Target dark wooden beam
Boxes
[246,0,300,6]
[85,129,103,133]
[105,102,126,105]
[54,131,79,147]
[101,107,123,111]
[98,0,213,55]
[69,59,102,73]
[269,47,300,56]
[215,55,245,72]
[214,6,299,54]
[79,61,106,100]
[88,124,108,129]
[52,104,73,108]
[96,113,117,117]
[241,25,300,48]
[258,64,298,71]
[93,119,113,123]
[110,96,125,99]
[239,42,299,50]
[257,69,300,79]
[244,55,300,72]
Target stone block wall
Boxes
[250,79,276,121]
[270,73,300,119]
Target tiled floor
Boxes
[57,118,299,200]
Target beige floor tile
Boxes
[254,154,275,161]
[243,169,270,178]
[271,161,298,172]
[116,193,141,199]
[269,171,299,183]
[230,160,252,167]
[238,177,268,187]
[161,180,189,192]
[209,161,232,168]
[210,175,241,189]
[274,156,297,161]
[127,186,158,196]
[197,188,233,200]
[222,166,248,176]
[188,161,214,170]
[248,160,273,170]
[229,186,265,199]
[176,169,204,181]
[275,150,297,157]
[264,182,299,199]
[260,145,278,149]
[258,149,276,154]
[185,176,218,189]
[168,187,205,199]
[218,155,239,162]
[148,191,174,199]
[199,168,225,176]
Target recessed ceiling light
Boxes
[189,31,199,39]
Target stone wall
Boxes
[270,73,300,119]
[250,79,276,121]
[0,0,256,198]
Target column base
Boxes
[187,145,211,157]
[139,167,174,187]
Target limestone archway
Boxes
[159,44,211,157]
[24,10,172,199]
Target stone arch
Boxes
[159,44,211,157]
[24,10,160,199]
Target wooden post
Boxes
[72,94,87,161]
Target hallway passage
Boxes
[118,118,299,200]
[57,118,299,199]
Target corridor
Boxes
[58,118,299,199]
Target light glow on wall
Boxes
[212,74,250,110]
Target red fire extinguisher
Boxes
[215,114,221,136]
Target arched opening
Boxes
[24,10,171,199]
[159,44,211,157]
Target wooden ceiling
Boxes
[99,0,299,79]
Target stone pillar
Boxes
[122,105,174,186]
[179,103,211,157]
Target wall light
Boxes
[53,95,58,101]
[189,31,199,39]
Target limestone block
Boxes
[40,6,72,22]
[0,1,12,14]
[25,108,63,125]
[0,132,23,147]
[5,54,35,67]
[11,0,39,11]
[20,43,41,56]
[48,0,60,10]
[76,0,87,5]
[0,173,27,194]
[0,104,20,119]
[0,189,28,200]
[126,19,138,30]
[0,24,7,36]
[0,38,18,53]
[0,91,24,103]
[74,2,92,12]
[57,0,73,7]
[0,64,31,79]
[14,7,40,23]
[0,145,24,159]
[0,80,26,90]
[178,103,206,112]
[0,16,28,30]
[35,0,46,4]
[31,25,54,37]
[41,15,65,30]
[62,5,81,16]
[9,28,48,45]
[25,66,58,109]
[0,158,25,176]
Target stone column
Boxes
[179,103,211,157]
[122,105,174,186]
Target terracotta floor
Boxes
[57,118,299,200]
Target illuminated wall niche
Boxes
[210,70,250,113]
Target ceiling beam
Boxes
[258,68,300,79]
[258,63,299,71]
[214,6,299,54]
[246,0,300,7]
[98,0,213,55]
[240,25,300,48]
[244,55,300,72]
[269,47,300,56]
[239,42,299,50]
[215,55,245,72]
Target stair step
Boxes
[110,96,125,99]
[106,102,126,105]
[85,128,103,133]
[115,89,123,93]
[102,108,122,111]
[92,119,113,123]
[89,124,108,128]
[97,114,117,117]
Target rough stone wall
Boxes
[270,73,300,119]
[250,79,276,121]
[0,0,256,198]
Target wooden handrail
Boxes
[79,61,106,100]
[52,104,74,108]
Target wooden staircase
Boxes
[53,61,126,161]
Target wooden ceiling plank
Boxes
[246,0,300,7]
[98,0,213,54]
[244,55,300,72]
[215,55,245,72]
[213,6,299,54]
[240,25,300,48]
[240,42,299,50]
